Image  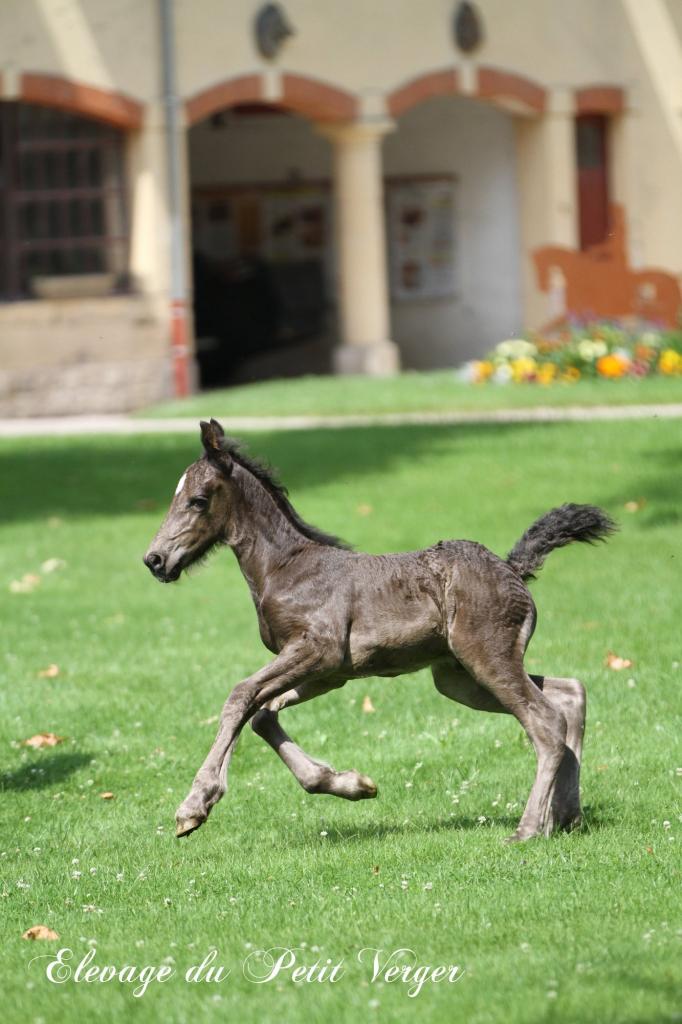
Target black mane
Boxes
[218,438,351,550]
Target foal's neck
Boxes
[226,464,309,600]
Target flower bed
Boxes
[458,324,682,384]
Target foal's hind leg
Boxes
[433,661,584,836]
[252,694,377,801]
[534,675,586,830]
[444,614,569,840]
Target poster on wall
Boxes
[387,177,456,301]
[262,186,335,297]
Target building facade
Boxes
[1,0,681,413]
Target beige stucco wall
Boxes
[0,0,681,410]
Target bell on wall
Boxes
[254,3,295,61]
[453,1,484,54]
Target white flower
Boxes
[320,831,328,837]
[456,361,479,383]
[492,364,513,384]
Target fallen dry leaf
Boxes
[22,732,65,749]
[356,504,373,517]
[362,695,376,714]
[22,925,60,941]
[199,715,219,726]
[41,558,66,574]
[38,664,60,679]
[606,652,633,671]
[99,791,115,800]
[623,499,646,513]
[9,573,41,594]
[372,865,380,875]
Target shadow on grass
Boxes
[1,422,677,539]
[291,801,617,846]
[0,422,548,525]
[0,751,92,791]
[604,443,682,529]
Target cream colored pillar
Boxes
[127,99,197,392]
[318,120,400,375]
[515,89,578,328]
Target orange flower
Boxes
[596,354,628,378]
[634,344,656,362]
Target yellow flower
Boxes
[537,362,557,385]
[510,357,538,382]
[658,349,682,375]
[562,366,581,383]
[477,360,494,382]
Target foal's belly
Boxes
[346,609,446,677]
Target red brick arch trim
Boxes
[387,69,459,117]
[280,73,357,121]
[21,73,143,129]
[575,86,625,115]
[477,67,546,114]
[185,73,358,125]
[387,66,546,117]
[185,74,264,125]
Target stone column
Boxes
[318,120,400,375]
[515,89,578,328]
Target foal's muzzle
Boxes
[143,551,181,583]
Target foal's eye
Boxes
[188,496,209,511]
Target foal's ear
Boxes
[200,419,232,473]
[200,418,225,454]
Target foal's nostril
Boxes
[144,551,164,573]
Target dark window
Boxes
[576,114,609,250]
[0,102,128,300]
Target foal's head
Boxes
[144,419,232,583]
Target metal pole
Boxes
[159,0,190,397]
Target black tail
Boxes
[506,503,617,581]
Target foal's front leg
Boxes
[175,641,340,837]
[252,682,378,800]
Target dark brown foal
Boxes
[144,420,614,841]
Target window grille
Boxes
[0,102,128,299]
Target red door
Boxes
[576,114,609,250]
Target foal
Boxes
[144,420,615,842]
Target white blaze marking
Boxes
[175,472,187,496]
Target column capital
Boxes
[315,117,395,145]
[545,87,576,117]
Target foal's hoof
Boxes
[356,773,378,799]
[558,811,582,832]
[504,829,539,844]
[175,816,204,838]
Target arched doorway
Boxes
[382,68,533,369]
[187,103,335,386]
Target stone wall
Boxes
[0,296,174,416]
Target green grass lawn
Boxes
[139,371,682,419]
[1,419,680,1024]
